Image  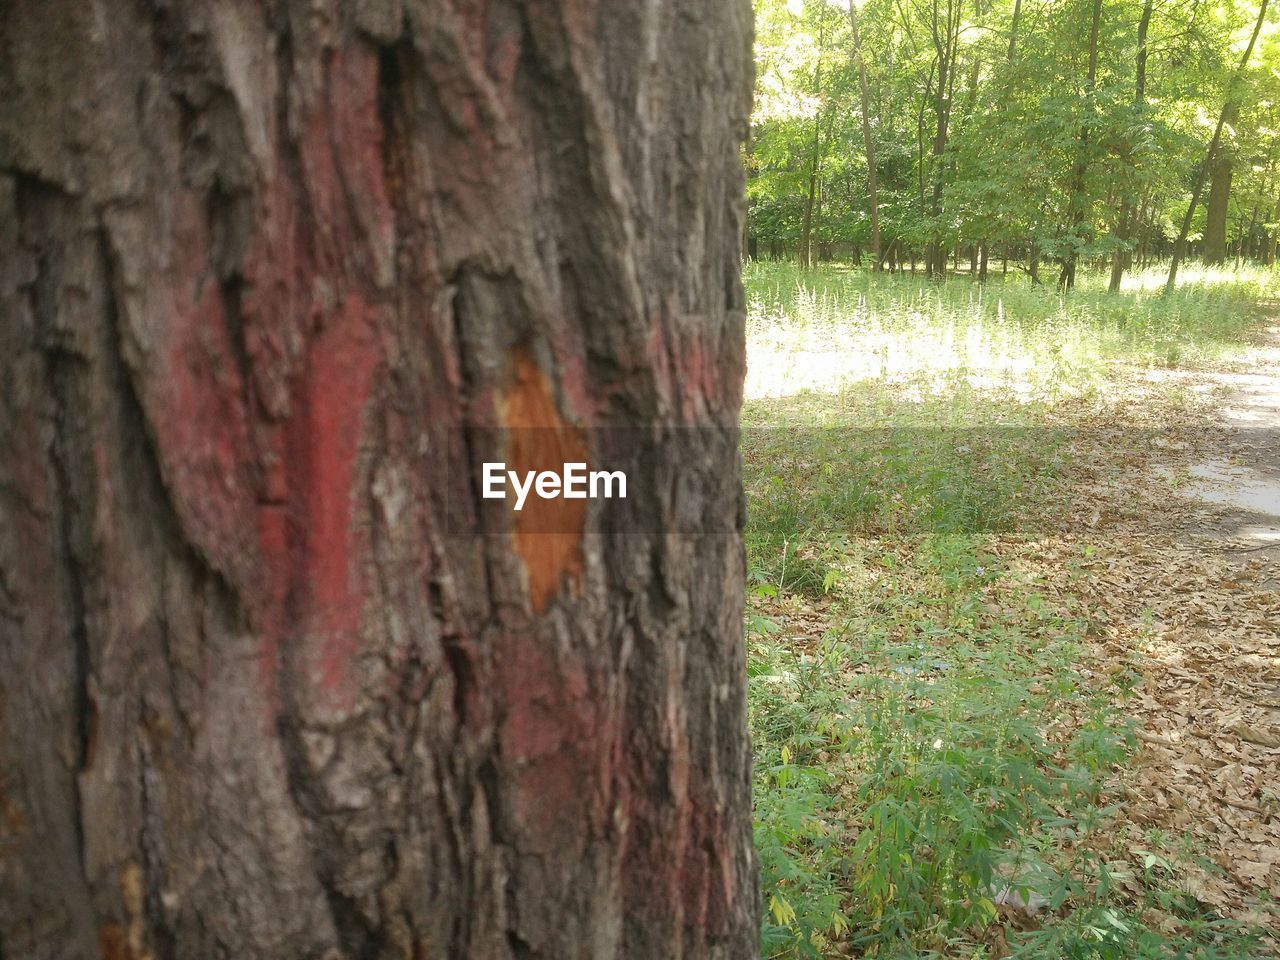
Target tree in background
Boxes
[748,0,1280,285]
[1167,0,1272,291]
[0,1,758,956]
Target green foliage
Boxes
[748,0,1280,272]
[750,539,1138,957]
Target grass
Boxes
[744,261,1273,958]
[744,261,1275,400]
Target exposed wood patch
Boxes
[500,352,588,614]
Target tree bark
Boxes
[0,2,759,958]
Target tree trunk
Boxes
[1268,197,1280,265]
[0,2,759,958]
[1240,198,1260,263]
[1007,0,1023,60]
[743,123,754,262]
[800,16,828,270]
[800,159,818,269]
[1167,0,1269,293]
[849,0,882,270]
[1109,0,1154,293]
[926,0,958,279]
[1203,120,1236,265]
[1060,0,1103,291]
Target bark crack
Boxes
[19,172,97,883]
[43,344,94,878]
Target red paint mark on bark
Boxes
[284,294,381,702]
[233,37,397,713]
[495,633,601,852]
[614,702,738,938]
[647,323,735,421]
[500,352,587,614]
[298,46,394,282]
[675,337,716,418]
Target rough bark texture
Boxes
[0,1,758,958]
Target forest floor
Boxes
[1109,321,1280,940]
[743,264,1280,958]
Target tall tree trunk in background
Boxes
[917,62,936,219]
[800,161,818,268]
[1240,195,1261,262]
[0,2,758,958]
[744,123,754,261]
[959,43,983,279]
[998,0,1022,268]
[926,0,959,278]
[801,15,827,269]
[1167,0,1269,294]
[1268,196,1280,264]
[849,0,882,270]
[1006,0,1023,60]
[1059,0,1103,291]
[1109,0,1154,292]
[1203,104,1239,264]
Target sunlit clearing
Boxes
[744,262,1276,402]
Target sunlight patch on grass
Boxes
[744,262,1270,402]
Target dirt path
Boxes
[1105,325,1280,943]
[1179,323,1280,563]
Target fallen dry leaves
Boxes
[749,343,1280,952]
[1023,347,1280,948]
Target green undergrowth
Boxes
[748,538,1265,958]
[743,265,1270,957]
[745,261,1273,387]
[742,381,1070,593]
